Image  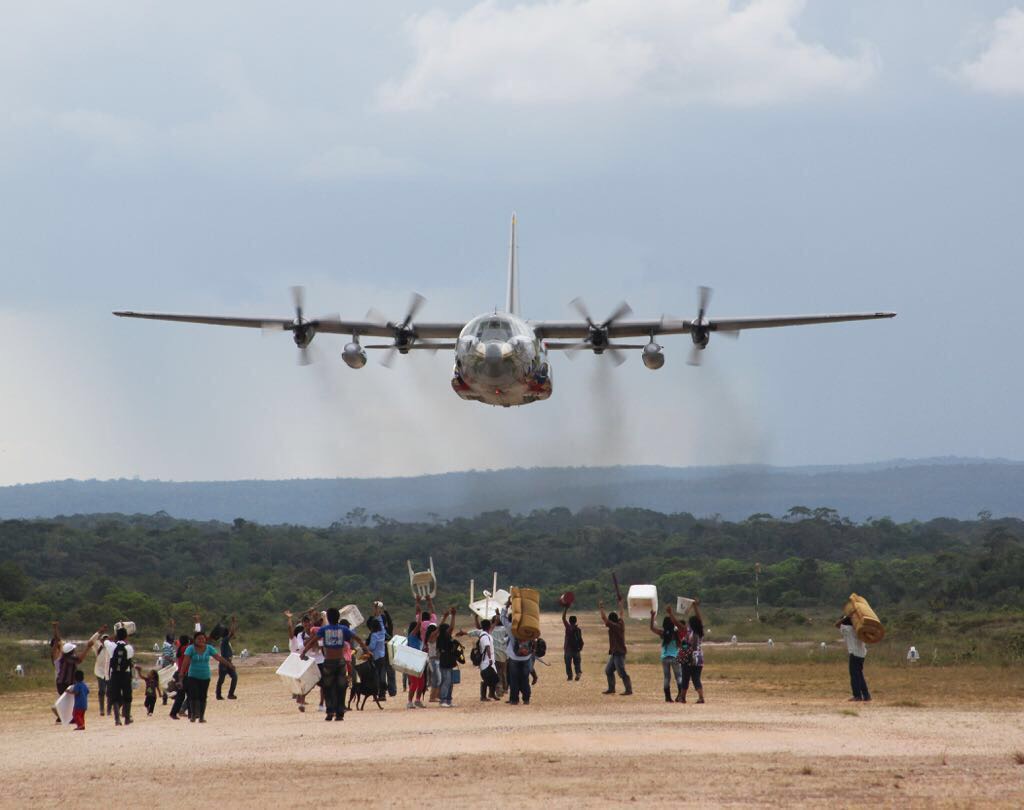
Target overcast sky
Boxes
[1,1,1022,486]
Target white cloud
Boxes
[380,0,878,110]
[956,7,1024,96]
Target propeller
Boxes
[687,285,740,365]
[261,286,327,366]
[366,292,427,367]
[564,298,633,364]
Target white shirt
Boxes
[94,639,111,679]
[288,635,304,655]
[472,631,495,670]
[840,625,867,658]
[102,639,135,677]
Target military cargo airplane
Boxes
[114,216,895,407]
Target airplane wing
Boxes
[533,312,895,341]
[112,312,466,340]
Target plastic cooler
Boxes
[156,664,176,690]
[387,635,428,676]
[275,652,321,696]
[339,604,365,629]
[53,691,74,725]
[676,596,695,615]
[626,584,659,620]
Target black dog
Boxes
[348,659,384,711]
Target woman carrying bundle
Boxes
[650,609,683,703]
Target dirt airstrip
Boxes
[2,612,1023,808]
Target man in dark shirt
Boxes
[215,616,238,700]
[599,598,632,696]
[561,605,583,681]
[301,607,370,721]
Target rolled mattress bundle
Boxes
[510,586,541,641]
[844,593,885,644]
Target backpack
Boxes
[109,642,131,677]
[573,626,584,651]
[453,639,466,666]
[470,644,483,667]
[534,637,547,659]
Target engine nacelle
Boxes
[342,342,367,369]
[642,343,664,370]
[293,324,316,348]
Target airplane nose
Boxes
[484,342,504,376]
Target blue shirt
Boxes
[368,630,387,660]
[316,624,355,650]
[406,634,423,651]
[184,644,217,680]
[73,681,89,710]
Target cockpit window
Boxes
[476,318,513,341]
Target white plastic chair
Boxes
[408,557,438,599]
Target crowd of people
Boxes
[45,595,717,729]
[42,590,881,731]
[49,614,237,729]
[277,593,708,719]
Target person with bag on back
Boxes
[599,598,632,696]
[460,614,500,702]
[836,613,871,702]
[104,626,135,726]
[500,602,534,706]
[562,605,583,682]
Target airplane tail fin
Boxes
[506,213,519,315]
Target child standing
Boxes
[136,666,162,715]
[68,670,89,730]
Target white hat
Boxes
[62,642,76,654]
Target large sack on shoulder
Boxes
[845,593,884,644]
[511,586,541,641]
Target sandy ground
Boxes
[3,614,1024,808]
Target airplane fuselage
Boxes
[451,312,552,407]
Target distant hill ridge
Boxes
[1,458,1022,525]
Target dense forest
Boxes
[0,506,1022,636]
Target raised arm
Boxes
[598,600,608,627]
[691,597,704,625]
[229,615,238,639]
[562,606,570,628]
[649,610,661,637]
[666,605,686,633]
[284,610,295,641]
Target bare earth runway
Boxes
[2,614,1023,808]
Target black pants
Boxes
[321,659,347,717]
[507,659,532,704]
[144,692,156,714]
[386,663,397,697]
[185,676,210,720]
[848,654,870,700]
[681,663,703,691]
[373,658,389,700]
[216,663,237,698]
[480,665,499,700]
[108,674,132,720]
[564,651,581,678]
[170,679,188,717]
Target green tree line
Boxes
[0,507,1021,635]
